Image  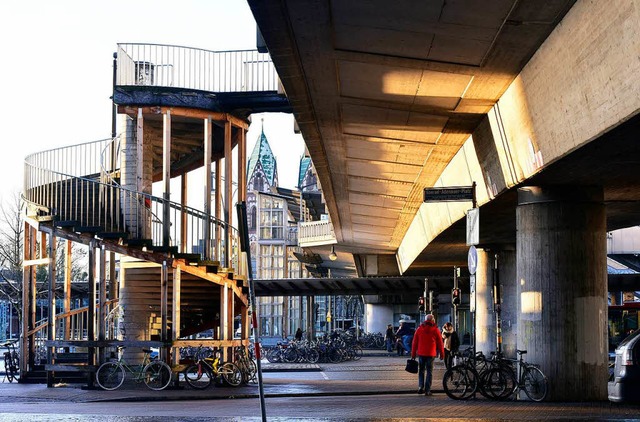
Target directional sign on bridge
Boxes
[423,183,476,205]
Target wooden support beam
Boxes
[215,159,222,261]
[238,128,247,202]
[162,109,172,247]
[204,117,213,259]
[87,240,96,388]
[120,106,249,130]
[171,266,181,367]
[224,119,232,268]
[180,174,188,253]
[64,240,72,341]
[109,251,118,302]
[21,222,33,374]
[22,257,51,266]
[98,246,107,364]
[29,226,36,367]
[137,108,144,195]
[160,261,169,363]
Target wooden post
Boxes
[204,117,213,259]
[221,284,228,359]
[215,159,222,261]
[98,246,107,364]
[64,240,72,342]
[29,226,37,367]
[21,223,33,374]
[224,119,232,268]
[87,240,96,388]
[180,174,188,254]
[136,108,145,238]
[171,266,181,367]
[46,234,56,387]
[160,261,168,362]
[162,110,171,247]
[108,251,117,302]
[238,127,247,202]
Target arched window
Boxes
[249,206,257,230]
[254,177,264,192]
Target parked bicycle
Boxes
[508,349,548,401]
[182,346,242,389]
[95,347,172,391]
[443,348,496,400]
[443,348,548,402]
[2,340,19,383]
[234,346,257,384]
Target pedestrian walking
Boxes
[384,324,395,353]
[411,314,444,396]
[441,321,460,370]
[395,322,412,356]
[295,327,303,341]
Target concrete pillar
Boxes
[365,303,394,333]
[475,248,495,355]
[499,249,517,359]
[517,186,608,401]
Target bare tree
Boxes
[0,192,33,322]
[0,192,88,327]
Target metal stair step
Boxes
[97,231,129,240]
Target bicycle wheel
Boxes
[246,359,258,383]
[4,354,15,383]
[219,362,242,387]
[443,366,471,400]
[143,361,172,391]
[522,366,548,402]
[96,362,125,390]
[238,359,257,384]
[183,363,213,389]
[306,348,320,364]
[483,367,516,400]
[351,345,363,361]
[266,348,280,363]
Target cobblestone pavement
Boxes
[0,351,638,421]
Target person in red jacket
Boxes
[411,313,444,396]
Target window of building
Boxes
[259,196,284,240]
[254,175,264,192]
[259,244,284,279]
[249,206,257,230]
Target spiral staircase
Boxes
[19,44,288,385]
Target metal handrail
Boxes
[24,138,239,265]
[116,43,279,93]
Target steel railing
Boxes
[116,43,279,93]
[23,137,239,266]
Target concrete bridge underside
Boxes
[248,0,640,400]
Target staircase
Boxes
[22,136,245,385]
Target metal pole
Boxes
[493,254,502,355]
[237,202,267,422]
[453,266,459,332]
[111,52,117,139]
[423,278,428,322]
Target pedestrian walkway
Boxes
[0,351,638,421]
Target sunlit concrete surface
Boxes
[0,352,638,421]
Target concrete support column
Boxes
[475,248,495,355]
[517,186,608,401]
[499,249,517,358]
[365,303,394,334]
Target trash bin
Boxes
[134,61,155,86]
[608,328,640,403]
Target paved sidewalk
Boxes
[0,351,638,421]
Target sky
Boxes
[0,0,305,207]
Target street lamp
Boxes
[329,245,337,261]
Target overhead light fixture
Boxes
[329,245,337,261]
